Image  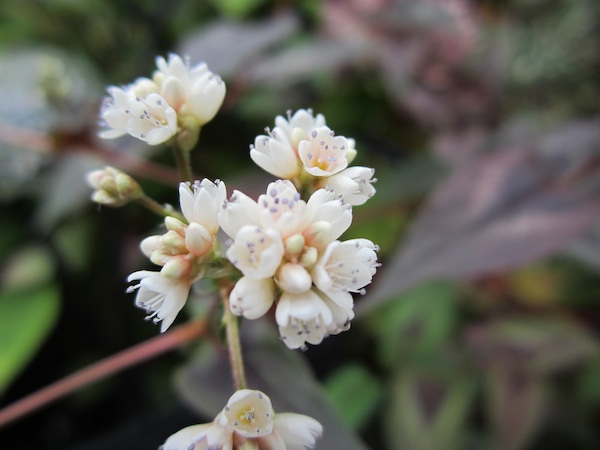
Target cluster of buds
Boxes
[127,179,226,331]
[162,389,322,450]
[86,166,142,207]
[99,54,225,148]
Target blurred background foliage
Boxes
[0,0,599,449]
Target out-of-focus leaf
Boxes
[323,364,382,431]
[34,152,104,230]
[178,14,300,79]
[365,281,459,367]
[384,367,475,450]
[486,358,547,450]
[174,319,368,450]
[465,317,597,450]
[508,264,564,308]
[245,38,370,86]
[468,318,599,375]
[51,217,93,273]
[0,245,55,291]
[575,356,600,411]
[209,0,268,18]
[0,284,60,392]
[364,122,600,311]
[566,225,600,273]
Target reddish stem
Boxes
[0,319,206,428]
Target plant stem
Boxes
[220,280,247,390]
[172,143,193,182]
[137,194,186,222]
[0,319,207,429]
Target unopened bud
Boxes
[86,166,142,207]
[161,230,187,254]
[277,263,312,294]
[300,246,318,268]
[185,222,214,256]
[284,234,305,258]
[165,216,187,235]
[161,255,191,280]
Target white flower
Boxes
[162,389,322,450]
[100,84,178,145]
[250,109,326,179]
[129,179,226,332]
[312,238,379,296]
[298,126,349,177]
[154,53,226,126]
[179,179,227,233]
[319,166,377,206]
[226,225,285,279]
[220,180,372,348]
[127,270,192,332]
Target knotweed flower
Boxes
[220,180,379,349]
[153,53,226,126]
[250,109,376,205]
[100,82,178,145]
[127,270,193,332]
[129,179,226,331]
[99,53,225,145]
[162,389,322,450]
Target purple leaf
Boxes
[362,123,600,312]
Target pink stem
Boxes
[0,319,207,428]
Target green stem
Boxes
[220,279,247,390]
[137,194,186,222]
[172,143,193,182]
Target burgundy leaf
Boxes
[362,131,600,312]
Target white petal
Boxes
[229,277,276,320]
[162,423,211,450]
[273,413,322,450]
[219,190,260,239]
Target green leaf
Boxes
[0,284,61,392]
[384,366,475,450]
[324,364,383,431]
[0,245,55,291]
[209,0,268,18]
[366,280,460,367]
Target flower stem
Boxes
[172,142,193,182]
[0,319,207,429]
[137,194,186,222]
[220,279,247,390]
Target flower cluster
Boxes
[89,52,381,450]
[162,389,322,450]
[99,54,225,146]
[221,180,379,349]
[251,109,376,205]
[127,179,226,331]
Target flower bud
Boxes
[185,222,214,256]
[161,255,191,280]
[165,216,187,235]
[277,263,312,294]
[284,234,305,258]
[86,166,142,207]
